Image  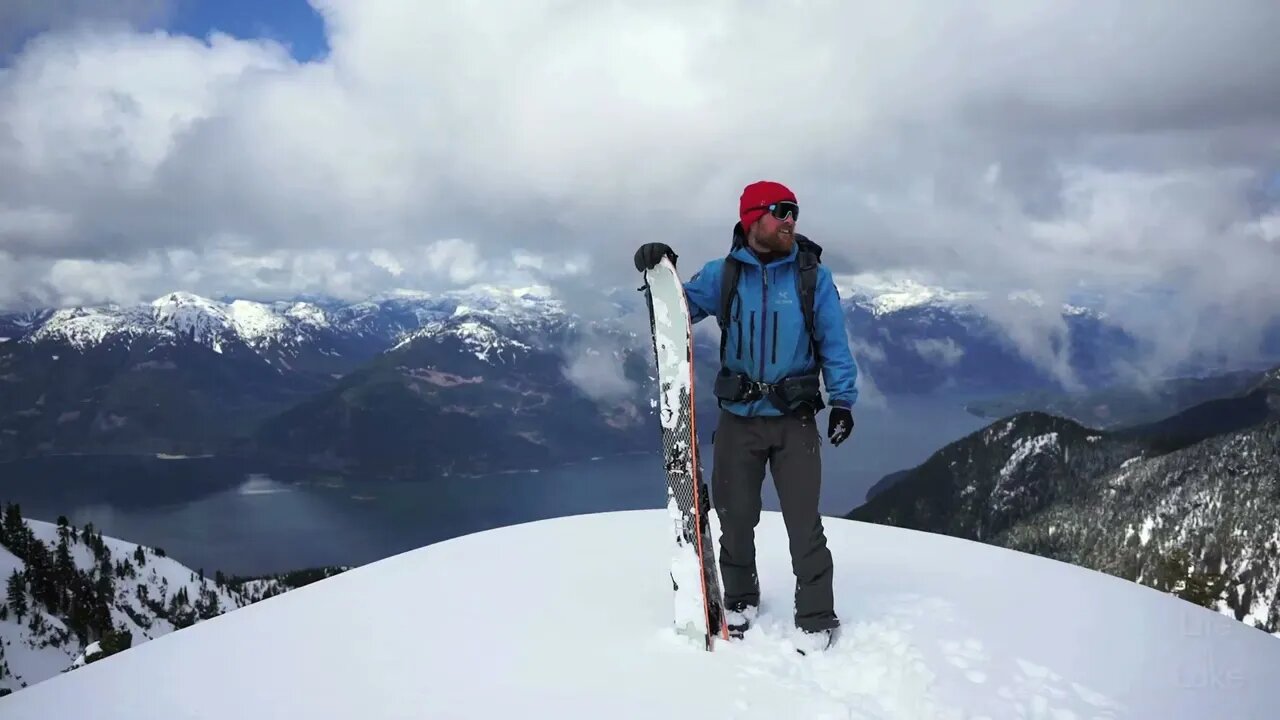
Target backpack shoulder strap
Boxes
[794,236,822,363]
[717,256,741,364]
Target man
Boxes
[633,180,858,653]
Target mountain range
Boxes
[0,276,1257,479]
[849,363,1280,637]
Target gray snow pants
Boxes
[711,408,838,633]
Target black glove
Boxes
[827,407,854,446]
[634,242,677,272]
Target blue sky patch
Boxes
[169,0,328,61]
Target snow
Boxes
[988,420,1017,444]
[381,283,565,360]
[226,299,290,343]
[0,545,74,690]
[835,273,1104,319]
[283,301,328,327]
[4,509,1280,718]
[1,518,249,693]
[393,317,533,363]
[1138,516,1157,546]
[645,260,689,430]
[1000,432,1059,479]
[27,306,146,349]
[667,498,708,637]
[839,273,987,316]
[24,292,333,353]
[150,292,234,351]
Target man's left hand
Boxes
[827,407,854,446]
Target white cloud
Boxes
[561,341,637,404]
[0,0,170,56]
[1,0,1279,378]
[912,338,965,368]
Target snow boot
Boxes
[726,604,758,639]
[795,626,839,656]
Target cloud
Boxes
[848,336,887,409]
[0,0,170,56]
[911,338,965,368]
[2,0,1279,379]
[560,332,638,404]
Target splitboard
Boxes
[640,256,728,650]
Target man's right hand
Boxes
[634,243,677,272]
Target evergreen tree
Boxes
[55,535,75,588]
[25,538,59,613]
[93,555,116,610]
[8,571,27,621]
[86,628,133,664]
[2,504,25,557]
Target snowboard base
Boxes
[641,256,728,651]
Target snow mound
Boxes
[2,510,1278,718]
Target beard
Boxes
[758,224,795,253]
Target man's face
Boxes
[751,202,797,253]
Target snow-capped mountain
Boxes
[834,273,1141,395]
[5,285,571,368]
[27,292,332,355]
[839,273,991,317]
[0,278,1196,471]
[0,504,334,695]
[849,367,1280,637]
[386,284,568,360]
[0,286,583,464]
[3,509,1279,717]
[249,301,654,479]
[837,272,1111,320]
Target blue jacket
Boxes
[684,232,859,417]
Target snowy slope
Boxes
[3,510,1278,718]
[0,517,252,694]
[0,512,308,691]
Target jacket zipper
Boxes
[749,311,755,360]
[735,299,742,359]
[772,311,778,364]
[760,267,769,378]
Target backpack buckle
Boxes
[743,381,774,402]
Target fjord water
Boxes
[0,395,987,577]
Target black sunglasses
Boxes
[755,201,798,221]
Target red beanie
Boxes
[739,180,797,230]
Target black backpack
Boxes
[715,235,823,367]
